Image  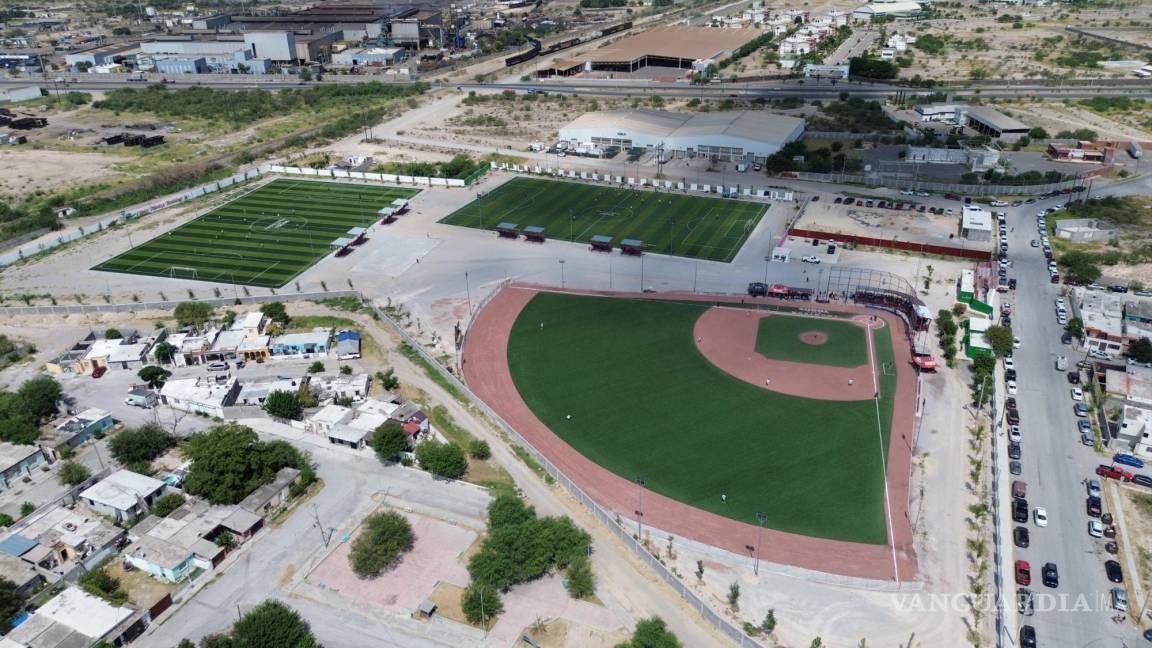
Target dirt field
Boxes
[794,198,992,253]
[0,149,134,199]
[1003,101,1152,141]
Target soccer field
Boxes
[507,292,897,544]
[94,179,420,288]
[439,177,767,262]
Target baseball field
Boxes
[94,179,420,287]
[502,292,897,544]
[438,177,767,262]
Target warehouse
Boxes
[853,1,923,21]
[963,105,1030,142]
[545,26,761,75]
[559,109,806,162]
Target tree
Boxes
[307,361,324,374]
[79,567,126,604]
[184,424,306,505]
[469,439,491,460]
[0,513,11,527]
[153,341,177,365]
[339,365,352,376]
[1060,251,1102,283]
[376,368,399,391]
[222,310,237,328]
[0,392,37,444]
[177,640,196,648]
[214,530,236,549]
[260,302,290,326]
[20,502,34,517]
[727,582,740,610]
[614,617,682,648]
[415,441,467,479]
[487,494,535,529]
[109,423,174,464]
[762,609,776,634]
[137,366,171,388]
[264,390,302,421]
[0,577,20,633]
[173,301,214,327]
[17,375,61,419]
[461,582,503,626]
[1128,338,1152,363]
[1028,127,1049,139]
[298,68,313,82]
[349,511,414,578]
[985,325,1014,358]
[151,492,186,517]
[566,555,595,599]
[104,328,123,339]
[230,600,320,648]
[58,460,90,486]
[1066,317,1084,337]
[369,421,407,462]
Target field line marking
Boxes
[246,261,280,286]
[867,325,899,584]
[124,250,165,274]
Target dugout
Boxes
[590,234,613,252]
[347,227,367,245]
[523,226,546,243]
[620,239,644,256]
[496,222,520,239]
[391,198,410,215]
[377,207,396,223]
[331,237,355,257]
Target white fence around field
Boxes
[492,162,796,202]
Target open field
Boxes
[439,177,767,262]
[504,292,895,544]
[92,179,419,287]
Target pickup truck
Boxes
[1096,465,1134,481]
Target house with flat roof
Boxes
[304,401,391,449]
[236,376,303,406]
[334,330,361,360]
[1125,298,1152,341]
[239,468,300,518]
[1055,218,1116,243]
[0,443,47,492]
[270,329,331,357]
[125,499,261,584]
[0,551,44,597]
[231,311,267,335]
[79,469,167,521]
[41,408,113,456]
[160,376,240,418]
[312,372,370,404]
[0,504,124,579]
[158,329,221,367]
[960,206,993,242]
[963,105,1030,142]
[1077,289,1127,356]
[3,586,148,648]
[44,332,96,375]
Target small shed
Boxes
[496,222,520,239]
[620,238,644,256]
[590,235,613,252]
[331,237,355,257]
[418,599,437,618]
[523,226,546,243]
[346,227,368,245]
[377,207,397,223]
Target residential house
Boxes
[78,469,167,521]
[270,329,332,357]
[77,337,124,375]
[0,443,47,492]
[107,341,151,370]
[124,496,264,583]
[207,329,246,362]
[237,334,271,362]
[1076,289,1127,356]
[2,586,149,648]
[40,408,113,457]
[1124,298,1152,342]
[0,505,124,578]
[231,311,267,336]
[236,376,303,407]
[390,401,430,436]
[0,552,44,597]
[159,329,220,367]
[239,468,300,518]
[44,333,96,375]
[312,373,370,404]
[160,376,241,417]
[334,330,362,360]
[304,401,391,449]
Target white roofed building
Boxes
[79,469,167,521]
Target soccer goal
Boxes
[168,266,200,280]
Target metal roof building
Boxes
[963,105,1030,142]
[559,109,805,162]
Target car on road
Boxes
[1009,425,1022,443]
[1012,200,1023,207]
[1031,240,1039,247]
[1133,474,1152,488]
[1007,381,1018,395]
[1006,368,1017,381]
[1068,372,1081,385]
[1081,432,1094,446]
[1008,409,1020,425]
[1114,453,1145,469]
[1071,388,1084,401]
[1089,520,1104,537]
[91,365,106,379]
[1055,297,1065,308]
[1105,559,1124,583]
[1004,358,1015,370]
[747,282,768,297]
[1112,587,1129,612]
[1074,403,1089,417]
[1013,498,1029,522]
[1006,397,1018,411]
[1087,479,1101,498]
[1087,496,1102,518]
[1096,464,1134,481]
[1078,359,1093,369]
[1010,461,1022,475]
[1042,562,1059,588]
[1009,442,1022,460]
[207,361,229,372]
[1015,560,1032,586]
[1018,588,1034,616]
[1026,198,1037,204]
[801,255,821,264]
[1034,507,1048,527]
[1021,625,1037,648]
[1014,526,1030,548]
[1013,337,1022,349]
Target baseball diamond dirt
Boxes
[462,284,919,582]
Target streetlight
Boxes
[635,477,645,539]
[754,512,767,575]
[763,255,771,283]
[559,259,566,289]
[640,254,646,291]
[464,271,473,316]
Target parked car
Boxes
[1007,381,1018,395]
[1013,497,1029,523]
[1018,588,1034,616]
[1074,403,1089,417]
[1071,388,1084,401]
[1105,559,1124,583]
[1087,479,1101,498]
[91,365,107,379]
[1034,507,1048,527]
[1112,586,1129,612]
[1014,526,1030,548]
[1132,474,1152,488]
[801,255,821,264]
[1089,520,1104,537]
[1009,425,1022,443]
[1009,442,1022,460]
[1008,409,1020,425]
[1114,453,1145,469]
[1087,496,1102,518]
[1010,461,1022,475]
[207,361,229,372]
[1068,372,1081,385]
[1081,432,1094,446]
[1006,369,1017,381]
[1042,562,1059,588]
[1021,625,1037,648]
[1015,560,1032,586]
[1096,465,1134,481]
[834,197,843,204]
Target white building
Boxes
[3,587,146,647]
[559,110,806,162]
[853,1,923,21]
[960,206,993,242]
[160,376,241,418]
[79,469,167,521]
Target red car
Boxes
[1096,465,1134,481]
[91,365,107,379]
[1015,560,1031,586]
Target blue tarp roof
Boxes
[0,534,37,557]
[336,330,361,342]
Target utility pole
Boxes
[635,477,645,539]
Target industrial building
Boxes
[331,46,408,66]
[559,109,806,162]
[959,206,993,242]
[913,103,1031,142]
[541,26,761,75]
[852,1,923,21]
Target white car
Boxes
[1089,520,1104,537]
[1034,507,1048,527]
[1087,479,1101,498]
[1009,425,1022,442]
[1004,357,1016,370]
[900,189,915,196]
[1055,297,1066,307]
[1058,315,1068,326]
[916,191,930,197]
[1007,380,1018,395]
[802,255,821,264]
[999,259,1009,269]
[1013,337,1022,349]
[1071,388,1084,401]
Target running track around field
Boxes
[462,285,919,582]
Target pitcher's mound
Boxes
[799,332,829,345]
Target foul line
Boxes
[866,324,900,585]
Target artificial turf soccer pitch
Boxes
[94,179,420,288]
[507,292,897,544]
[439,177,768,263]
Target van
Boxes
[1012,480,1027,498]
[207,361,229,372]
[736,163,748,173]
[1056,355,1068,371]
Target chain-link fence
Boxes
[0,291,359,317]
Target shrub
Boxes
[415,441,467,479]
[349,511,414,578]
[461,582,503,625]
[468,440,491,460]
[151,493,186,517]
[57,460,90,486]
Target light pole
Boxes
[635,477,645,539]
[639,254,646,292]
[763,255,771,283]
[559,259,566,289]
[754,512,767,575]
[464,271,473,316]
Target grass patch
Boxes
[313,296,368,312]
[506,292,896,543]
[755,315,868,367]
[399,342,465,402]
[1133,492,1152,517]
[439,177,767,263]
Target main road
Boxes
[1000,188,1143,647]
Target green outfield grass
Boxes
[93,179,420,288]
[439,177,767,262]
[755,316,868,368]
[508,293,896,544]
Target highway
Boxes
[999,187,1144,648]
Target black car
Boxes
[1133,474,1152,488]
[1042,562,1059,588]
[1067,371,1080,384]
[1008,409,1020,425]
[1111,284,1129,293]
[1010,461,1022,475]
[1018,588,1034,616]
[1009,442,1022,460]
[1006,397,1018,411]
[1087,496,1102,517]
[747,282,768,297]
[1006,369,1017,381]
[1009,278,1018,290]
[1105,559,1124,583]
[1021,624,1036,648]
[1002,316,1013,327]
[1014,526,1030,548]
[1013,497,1029,523]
